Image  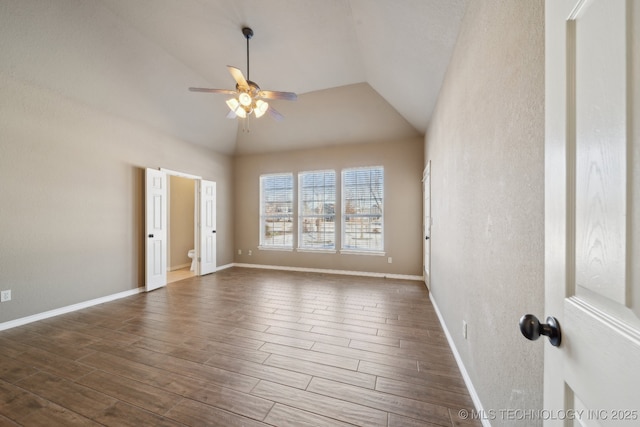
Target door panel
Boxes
[573,0,627,305]
[145,168,167,291]
[200,179,216,275]
[545,0,640,423]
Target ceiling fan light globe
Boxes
[254,100,269,118]
[238,92,252,107]
[226,98,247,118]
[226,98,239,111]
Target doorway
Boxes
[145,168,217,292]
[167,175,196,284]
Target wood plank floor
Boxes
[0,268,481,426]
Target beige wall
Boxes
[0,75,234,323]
[169,176,195,270]
[234,137,424,276]
[425,0,545,423]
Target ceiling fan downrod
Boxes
[242,27,253,81]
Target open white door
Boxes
[199,179,217,275]
[423,162,431,290]
[541,0,640,423]
[145,168,167,291]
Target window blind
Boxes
[298,170,336,250]
[260,173,294,248]
[342,167,384,252]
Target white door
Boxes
[145,168,167,291]
[544,0,640,423]
[199,179,217,275]
[423,162,431,290]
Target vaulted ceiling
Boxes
[1,0,467,155]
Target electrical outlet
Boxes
[387,257,392,264]
[1,290,11,302]
[248,250,252,256]
[463,320,468,339]
[238,249,242,255]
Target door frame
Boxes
[145,167,217,291]
[422,161,431,290]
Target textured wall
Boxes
[0,0,235,324]
[234,138,424,276]
[424,0,545,423]
[0,75,234,323]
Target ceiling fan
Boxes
[189,27,297,122]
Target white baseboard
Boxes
[429,293,490,427]
[0,287,144,332]
[233,263,423,281]
[0,265,421,332]
[168,263,191,271]
[215,263,235,272]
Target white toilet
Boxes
[187,249,196,271]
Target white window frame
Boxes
[297,170,337,253]
[259,173,294,250]
[341,166,385,255]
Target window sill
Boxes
[296,248,337,254]
[258,246,293,252]
[339,250,386,257]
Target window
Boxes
[342,167,384,253]
[259,173,294,249]
[298,170,336,250]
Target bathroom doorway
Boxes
[167,175,196,284]
[145,167,217,292]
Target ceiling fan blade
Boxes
[227,66,249,90]
[189,87,237,95]
[259,90,298,101]
[268,106,285,121]
[226,110,237,119]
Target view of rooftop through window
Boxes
[259,173,293,248]
[299,170,336,250]
[259,167,383,253]
[342,167,384,252]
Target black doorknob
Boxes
[148,234,154,238]
[519,314,561,347]
[425,236,430,240]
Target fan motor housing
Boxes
[236,80,260,95]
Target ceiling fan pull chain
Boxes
[243,115,250,133]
